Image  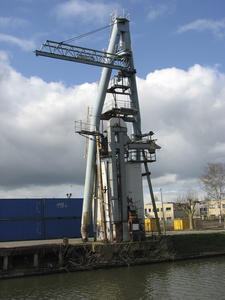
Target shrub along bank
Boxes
[1,233,224,279]
[168,232,225,255]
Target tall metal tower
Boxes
[35,10,161,242]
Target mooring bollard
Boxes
[34,253,39,268]
[3,256,8,271]
[63,237,69,246]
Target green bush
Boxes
[170,233,225,255]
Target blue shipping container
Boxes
[0,219,44,241]
[0,198,93,242]
[45,218,82,239]
[44,198,83,218]
[0,199,43,219]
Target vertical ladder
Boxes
[84,106,93,158]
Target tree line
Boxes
[176,162,225,229]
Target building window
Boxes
[167,217,172,220]
[161,208,163,212]
[157,208,159,212]
[210,214,216,218]
[200,208,207,212]
[200,207,207,215]
[223,204,225,208]
[145,209,147,213]
[148,208,151,212]
[209,205,215,209]
[166,207,171,211]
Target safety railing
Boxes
[102,99,138,115]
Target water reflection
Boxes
[0,256,225,300]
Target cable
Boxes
[61,24,113,44]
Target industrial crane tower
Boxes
[35,10,161,242]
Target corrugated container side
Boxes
[44,218,82,239]
[45,218,94,239]
[0,219,44,242]
[0,198,94,241]
[145,219,157,232]
[174,219,189,230]
[44,198,83,218]
[0,199,43,219]
[174,219,181,230]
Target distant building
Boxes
[145,199,225,221]
[144,202,183,222]
[207,199,225,218]
[194,202,207,218]
[194,199,225,219]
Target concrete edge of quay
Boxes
[1,231,225,279]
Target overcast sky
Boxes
[0,0,225,202]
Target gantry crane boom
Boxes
[34,10,161,241]
[35,40,136,72]
[34,13,142,241]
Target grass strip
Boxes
[169,232,225,255]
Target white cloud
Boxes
[137,64,225,198]
[147,3,175,20]
[147,4,168,20]
[0,33,35,51]
[53,0,119,24]
[0,52,225,200]
[0,17,28,29]
[177,18,225,39]
[209,142,225,155]
[0,184,84,199]
[151,173,178,186]
[0,51,97,196]
[0,50,9,62]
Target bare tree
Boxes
[176,191,199,230]
[198,163,225,201]
[154,195,160,202]
[198,163,225,223]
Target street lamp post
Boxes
[159,188,166,235]
[218,201,221,225]
[67,185,73,198]
[220,193,225,227]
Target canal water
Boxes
[1,256,225,300]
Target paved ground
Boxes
[0,237,94,249]
[156,229,225,235]
[1,229,224,249]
